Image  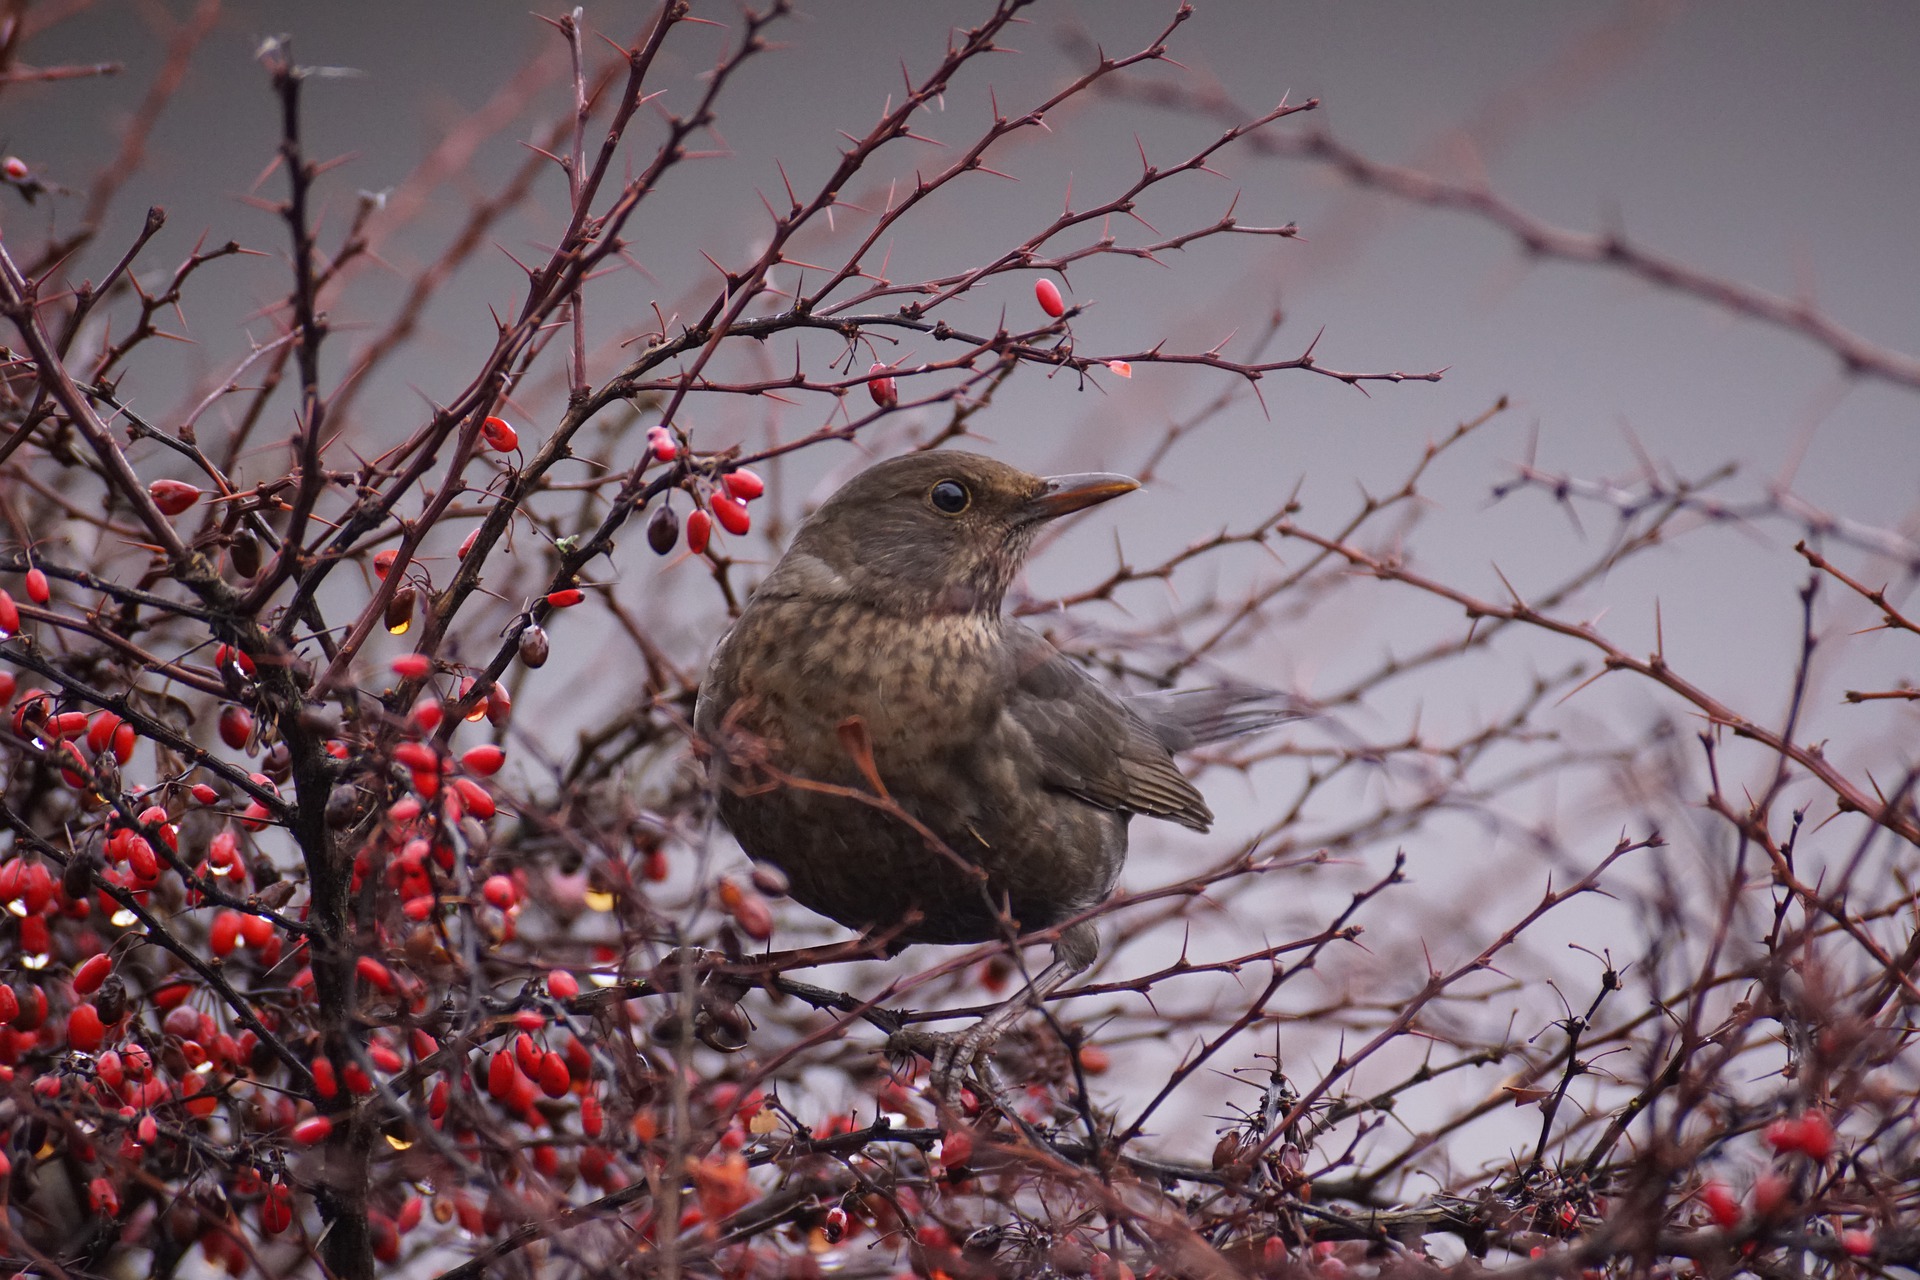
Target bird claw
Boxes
[885,1026,1002,1109]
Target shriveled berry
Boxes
[385,585,417,635]
[648,504,679,555]
[518,625,549,669]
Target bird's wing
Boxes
[1002,626,1213,831]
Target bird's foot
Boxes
[886,1023,1006,1110]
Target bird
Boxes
[693,450,1301,1089]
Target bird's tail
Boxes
[1127,685,1314,753]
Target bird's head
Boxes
[772,451,1139,615]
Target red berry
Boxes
[68,1003,106,1051]
[85,711,121,756]
[940,1129,974,1168]
[481,415,519,452]
[548,969,579,999]
[646,425,677,461]
[1034,277,1066,318]
[23,568,48,605]
[1699,1181,1739,1229]
[461,744,505,776]
[148,479,203,515]
[868,362,898,409]
[1795,1109,1834,1161]
[210,911,242,957]
[311,1056,338,1099]
[727,886,773,941]
[191,783,220,806]
[394,742,439,773]
[1842,1230,1875,1258]
[482,875,518,910]
[125,835,160,883]
[356,956,395,993]
[2,157,27,182]
[218,704,252,750]
[291,1115,332,1145]
[0,589,17,637]
[236,909,274,951]
[711,494,751,536]
[73,952,113,995]
[721,468,765,502]
[452,776,496,820]
[546,588,584,608]
[685,509,712,555]
[262,1182,294,1234]
[392,653,431,679]
[487,1051,517,1102]
[214,643,256,679]
[88,1176,119,1216]
[539,1051,571,1098]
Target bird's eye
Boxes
[929,480,971,514]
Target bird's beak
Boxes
[1026,472,1140,522]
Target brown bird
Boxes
[694,450,1299,1084]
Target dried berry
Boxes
[385,585,417,636]
[518,624,550,669]
[648,503,679,554]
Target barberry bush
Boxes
[0,4,1915,1279]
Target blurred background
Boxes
[6,0,1917,1168]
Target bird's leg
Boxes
[891,922,1098,1107]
